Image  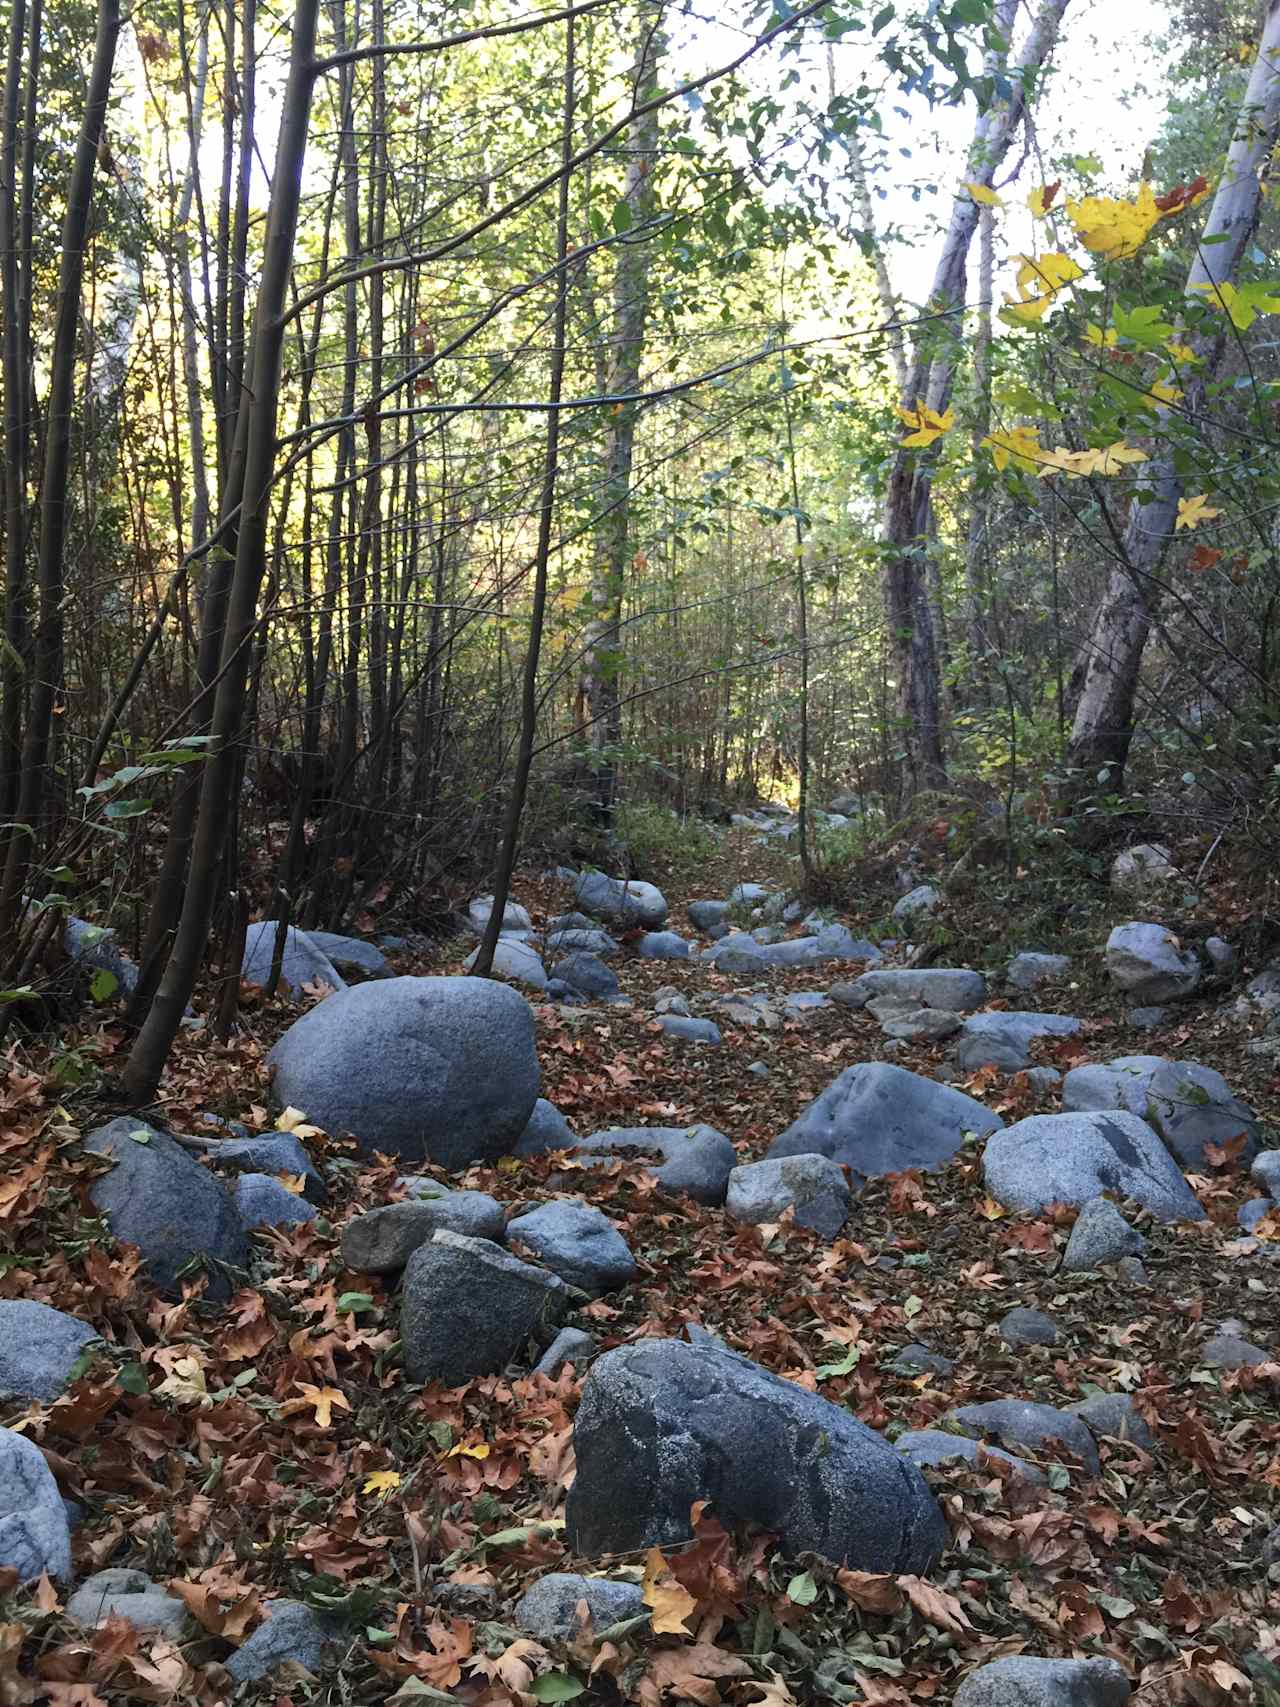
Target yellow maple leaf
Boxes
[444,1439,491,1460]
[1165,339,1196,362]
[1083,322,1118,348]
[1141,378,1182,407]
[963,180,1003,206]
[642,1547,698,1635]
[1026,183,1057,217]
[281,1382,350,1428]
[1176,494,1222,530]
[1001,252,1082,324]
[363,1469,402,1496]
[1067,182,1161,260]
[1042,441,1149,479]
[983,425,1043,474]
[897,400,955,448]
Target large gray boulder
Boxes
[768,1062,1002,1180]
[506,1200,637,1295]
[946,1399,1100,1475]
[0,1300,96,1403]
[305,931,393,978]
[1006,952,1070,990]
[463,938,548,991]
[571,1125,736,1204]
[688,899,731,932]
[0,1426,72,1580]
[1063,1056,1260,1169]
[344,1192,506,1273]
[1066,1392,1155,1450]
[841,969,987,1012]
[1105,923,1201,1002]
[267,976,540,1167]
[513,1098,575,1157]
[241,922,348,996]
[401,1231,566,1383]
[513,1574,646,1639]
[658,1016,722,1045]
[953,1656,1130,1707]
[726,1155,851,1238]
[1253,1150,1280,1197]
[85,1117,248,1300]
[955,1011,1081,1072]
[575,872,668,929]
[983,1111,1204,1222]
[565,1339,945,1572]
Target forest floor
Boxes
[1,823,1278,1705]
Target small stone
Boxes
[343,1193,506,1273]
[1116,1256,1149,1285]
[688,899,731,932]
[653,990,689,1016]
[0,1426,72,1581]
[571,1125,737,1205]
[891,1345,955,1377]
[1200,1331,1269,1368]
[953,1655,1130,1707]
[882,1008,963,1042]
[893,884,941,929]
[1127,1006,1167,1030]
[1024,1067,1061,1093]
[306,932,393,979]
[658,1016,722,1045]
[242,922,347,996]
[894,1429,1045,1484]
[463,938,547,991]
[226,1600,337,1684]
[1112,843,1178,889]
[532,1328,596,1377]
[1007,952,1071,990]
[544,928,617,958]
[67,1569,192,1638]
[1062,1198,1147,1272]
[998,1307,1059,1348]
[1065,1392,1155,1450]
[513,1574,647,1640]
[234,1173,318,1229]
[551,952,619,1000]
[468,895,533,936]
[0,1300,96,1404]
[506,1200,637,1296]
[747,1061,770,1078]
[637,932,691,960]
[1252,1151,1280,1197]
[198,1131,327,1203]
[726,1154,852,1239]
[955,1011,1081,1073]
[1205,936,1237,977]
[1239,1197,1274,1231]
[729,882,772,905]
[575,872,667,929]
[1105,922,1200,1003]
[513,1099,575,1157]
[401,1231,566,1383]
[946,1399,1100,1475]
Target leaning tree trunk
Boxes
[123,0,321,1102]
[578,4,664,827]
[878,0,1069,800]
[1065,0,1280,795]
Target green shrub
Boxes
[614,801,720,882]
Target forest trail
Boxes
[1,817,1277,1704]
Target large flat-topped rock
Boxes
[840,969,988,1012]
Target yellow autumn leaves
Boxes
[896,401,955,447]
[981,427,1149,479]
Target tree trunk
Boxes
[878,0,1069,799]
[123,0,321,1101]
[1066,0,1280,793]
[0,0,120,932]
[579,4,663,826]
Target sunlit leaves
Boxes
[1027,180,1060,216]
[963,180,1002,206]
[983,424,1043,473]
[1066,182,1162,260]
[1000,252,1081,326]
[897,400,954,447]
